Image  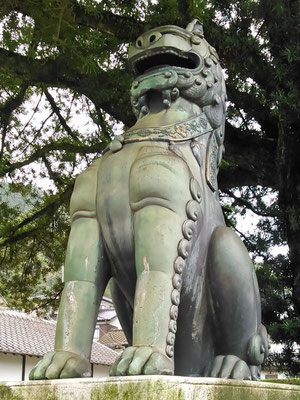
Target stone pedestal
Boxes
[1,376,300,400]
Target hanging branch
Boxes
[222,189,277,218]
[43,87,78,140]
[1,141,104,177]
[41,154,66,186]
[0,184,74,247]
[0,82,29,159]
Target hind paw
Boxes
[209,355,252,380]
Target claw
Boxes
[29,351,90,380]
[209,355,252,381]
[110,346,174,376]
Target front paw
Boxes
[109,346,174,376]
[29,350,91,380]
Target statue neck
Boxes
[129,95,202,132]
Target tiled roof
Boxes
[101,297,114,307]
[99,329,128,349]
[0,310,118,366]
[98,309,116,321]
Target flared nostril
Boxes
[136,37,143,48]
[148,32,162,45]
[135,32,162,49]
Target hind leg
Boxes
[207,226,268,380]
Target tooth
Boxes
[138,95,147,107]
[163,99,171,108]
[162,89,171,108]
[141,106,148,114]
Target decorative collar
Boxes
[123,112,213,144]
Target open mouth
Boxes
[130,48,200,77]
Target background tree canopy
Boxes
[0,0,299,375]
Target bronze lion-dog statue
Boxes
[30,19,268,380]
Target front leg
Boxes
[30,160,111,380]
[110,145,196,376]
[111,208,180,376]
[30,216,111,380]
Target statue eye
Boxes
[149,35,156,43]
[136,39,143,48]
[191,35,201,45]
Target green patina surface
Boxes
[28,19,269,382]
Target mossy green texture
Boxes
[0,380,185,400]
[211,384,300,400]
[90,380,185,400]
[2,377,300,400]
[0,385,24,400]
[264,378,300,386]
[0,383,59,400]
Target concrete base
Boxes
[1,376,300,400]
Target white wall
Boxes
[25,355,41,380]
[93,364,110,378]
[0,353,110,381]
[261,370,287,379]
[0,353,22,381]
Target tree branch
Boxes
[218,165,262,190]
[4,0,144,42]
[31,288,63,313]
[222,189,277,217]
[71,2,144,41]
[1,141,104,177]
[0,82,29,159]
[221,121,278,188]
[0,48,134,126]
[0,82,29,120]
[0,184,74,246]
[207,21,277,96]
[96,108,112,142]
[0,228,40,246]
[43,87,77,140]
[42,155,66,186]
[227,85,278,138]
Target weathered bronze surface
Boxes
[30,19,268,381]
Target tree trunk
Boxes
[277,120,300,315]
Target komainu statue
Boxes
[30,19,268,381]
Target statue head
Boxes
[128,19,226,134]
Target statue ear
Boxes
[185,19,204,37]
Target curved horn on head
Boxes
[185,19,204,37]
